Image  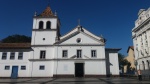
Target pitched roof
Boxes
[60,25,104,42]
[127,46,134,53]
[38,6,54,17]
[0,43,31,49]
[56,26,105,45]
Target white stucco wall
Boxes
[61,33,102,44]
[31,61,53,77]
[61,27,101,40]
[109,53,119,75]
[53,61,74,75]
[0,51,30,77]
[30,47,55,59]
[31,31,57,45]
[56,46,105,59]
[53,61,106,76]
[84,61,106,75]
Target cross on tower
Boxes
[78,19,80,26]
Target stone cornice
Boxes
[132,17,150,32]
[29,58,106,61]
[55,44,105,46]
[137,55,150,60]
[31,44,104,47]
[32,29,57,31]
[33,16,58,18]
[132,34,136,39]
[31,45,54,47]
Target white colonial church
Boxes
[0,6,120,78]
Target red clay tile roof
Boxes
[0,43,31,49]
[38,6,54,17]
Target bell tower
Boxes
[31,6,61,45]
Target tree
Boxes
[118,53,130,74]
[1,34,31,43]
[118,53,129,68]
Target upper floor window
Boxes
[77,50,82,58]
[62,50,68,58]
[146,14,149,17]
[18,52,23,60]
[10,52,15,60]
[39,21,44,29]
[40,51,46,59]
[145,35,147,39]
[91,50,97,57]
[46,21,51,29]
[2,52,7,60]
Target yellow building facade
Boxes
[124,46,135,73]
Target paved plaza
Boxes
[0,77,150,84]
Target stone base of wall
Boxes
[53,74,74,78]
[53,74,120,78]
[0,75,120,78]
[84,75,106,78]
[106,74,120,77]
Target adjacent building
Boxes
[124,46,135,74]
[132,8,150,76]
[0,5,120,78]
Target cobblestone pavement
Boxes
[0,77,149,84]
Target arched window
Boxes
[142,61,145,70]
[39,21,44,29]
[46,21,51,29]
[147,60,150,70]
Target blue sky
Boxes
[0,0,150,55]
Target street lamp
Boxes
[134,60,138,70]
[134,60,138,78]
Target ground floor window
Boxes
[5,66,10,70]
[21,66,26,70]
[39,65,45,70]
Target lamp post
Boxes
[134,60,138,70]
[134,60,138,78]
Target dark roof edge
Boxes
[127,46,134,53]
[105,48,121,51]
[0,43,31,49]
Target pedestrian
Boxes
[137,70,142,81]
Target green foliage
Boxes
[118,53,130,68]
[1,34,31,43]
[118,53,135,74]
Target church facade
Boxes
[0,6,120,78]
